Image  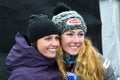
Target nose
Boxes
[73,35,79,43]
[51,39,59,46]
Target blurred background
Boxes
[0,0,120,79]
[100,0,120,73]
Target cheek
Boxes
[60,40,65,48]
[37,44,44,53]
[79,37,85,46]
[60,37,70,46]
[80,38,84,43]
[37,41,46,54]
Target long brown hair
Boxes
[56,38,105,80]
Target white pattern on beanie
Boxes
[52,11,87,34]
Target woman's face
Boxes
[37,34,59,58]
[60,29,85,56]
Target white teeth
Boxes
[48,48,56,51]
[70,46,78,48]
[69,47,77,49]
[71,47,77,49]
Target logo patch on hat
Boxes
[66,18,81,25]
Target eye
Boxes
[44,36,51,40]
[55,36,60,40]
[80,33,84,36]
[78,33,84,37]
[66,33,74,36]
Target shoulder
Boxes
[99,55,116,80]
[8,68,33,80]
[99,54,113,69]
[9,71,30,80]
[100,55,111,69]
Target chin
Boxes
[69,53,78,56]
[47,56,55,59]
[49,55,56,58]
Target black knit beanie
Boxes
[27,14,59,43]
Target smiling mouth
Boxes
[69,45,80,48]
[71,46,78,48]
[48,48,57,52]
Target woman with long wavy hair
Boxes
[52,3,117,80]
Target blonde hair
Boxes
[56,38,105,80]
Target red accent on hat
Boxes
[67,18,81,25]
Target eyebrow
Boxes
[67,30,84,33]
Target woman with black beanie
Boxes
[6,14,61,80]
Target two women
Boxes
[6,3,119,80]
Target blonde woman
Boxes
[52,3,117,80]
